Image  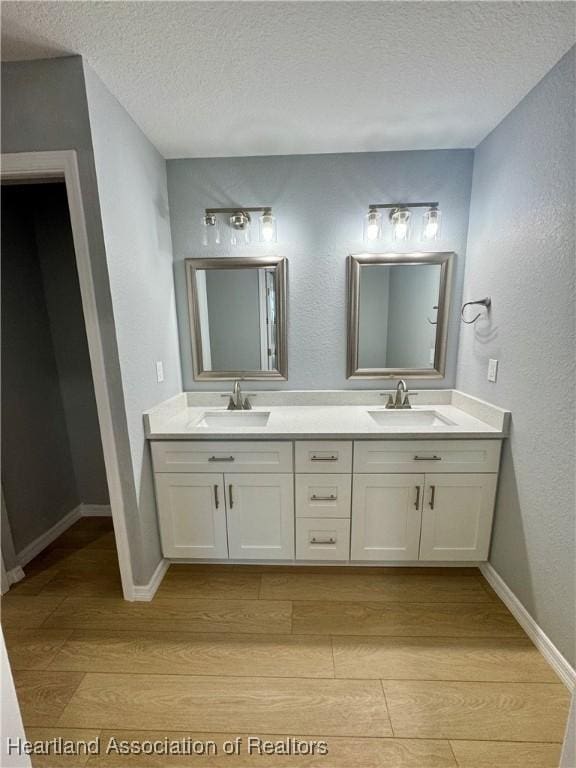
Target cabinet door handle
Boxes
[413,455,442,461]
[208,456,235,462]
[429,485,436,510]
[228,484,234,509]
[414,486,421,510]
[311,494,337,501]
[214,484,219,509]
[311,455,338,462]
[310,536,336,545]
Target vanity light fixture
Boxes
[422,206,442,241]
[364,208,382,242]
[203,207,276,246]
[201,213,221,246]
[259,209,277,243]
[390,207,412,241]
[363,202,441,243]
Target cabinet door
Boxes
[225,474,294,560]
[155,473,227,559]
[351,474,424,561]
[419,474,497,561]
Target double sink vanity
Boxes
[145,250,509,568]
[145,388,509,566]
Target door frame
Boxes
[1,150,136,600]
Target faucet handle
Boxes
[243,397,252,410]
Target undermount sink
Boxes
[367,409,456,427]
[195,410,271,428]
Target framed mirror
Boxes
[186,256,287,380]
[347,252,454,379]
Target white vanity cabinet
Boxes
[151,437,502,564]
[154,473,228,559]
[419,474,498,561]
[225,473,294,560]
[351,474,423,561]
[151,441,294,560]
[352,440,501,563]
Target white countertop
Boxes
[144,390,510,440]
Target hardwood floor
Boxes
[1,517,569,767]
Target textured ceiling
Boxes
[2,1,574,158]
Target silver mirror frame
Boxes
[346,251,454,379]
[185,255,288,381]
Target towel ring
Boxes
[461,297,491,324]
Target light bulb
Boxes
[391,208,411,241]
[364,209,382,242]
[230,211,251,246]
[202,213,220,246]
[259,210,277,243]
[422,207,441,241]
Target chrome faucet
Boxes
[384,379,412,409]
[227,380,252,410]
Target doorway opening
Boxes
[1,180,122,595]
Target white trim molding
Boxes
[1,150,136,601]
[5,567,25,588]
[132,558,169,601]
[17,506,83,567]
[81,504,112,517]
[480,563,575,691]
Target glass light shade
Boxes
[422,207,442,241]
[259,211,277,243]
[229,212,251,246]
[202,214,220,247]
[363,209,382,242]
[391,208,411,241]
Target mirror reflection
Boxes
[186,257,287,380]
[347,252,453,378]
[358,264,441,370]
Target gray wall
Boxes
[1,185,79,552]
[167,150,474,389]
[205,269,261,371]
[1,57,149,584]
[32,184,109,505]
[457,47,575,664]
[83,64,182,581]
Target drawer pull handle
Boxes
[229,485,234,508]
[310,536,336,545]
[414,486,421,510]
[214,485,219,509]
[311,494,337,501]
[429,485,436,510]
[208,456,235,462]
[413,455,442,461]
[311,455,338,462]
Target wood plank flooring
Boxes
[1,517,570,768]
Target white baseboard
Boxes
[480,563,575,691]
[16,502,113,567]
[80,504,112,517]
[6,566,25,586]
[132,558,169,601]
[17,505,83,566]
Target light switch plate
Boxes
[156,361,164,383]
[487,358,498,383]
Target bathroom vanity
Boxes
[145,390,509,566]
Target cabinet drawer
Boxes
[151,441,293,473]
[354,440,501,474]
[295,441,352,473]
[295,474,351,518]
[296,518,351,561]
